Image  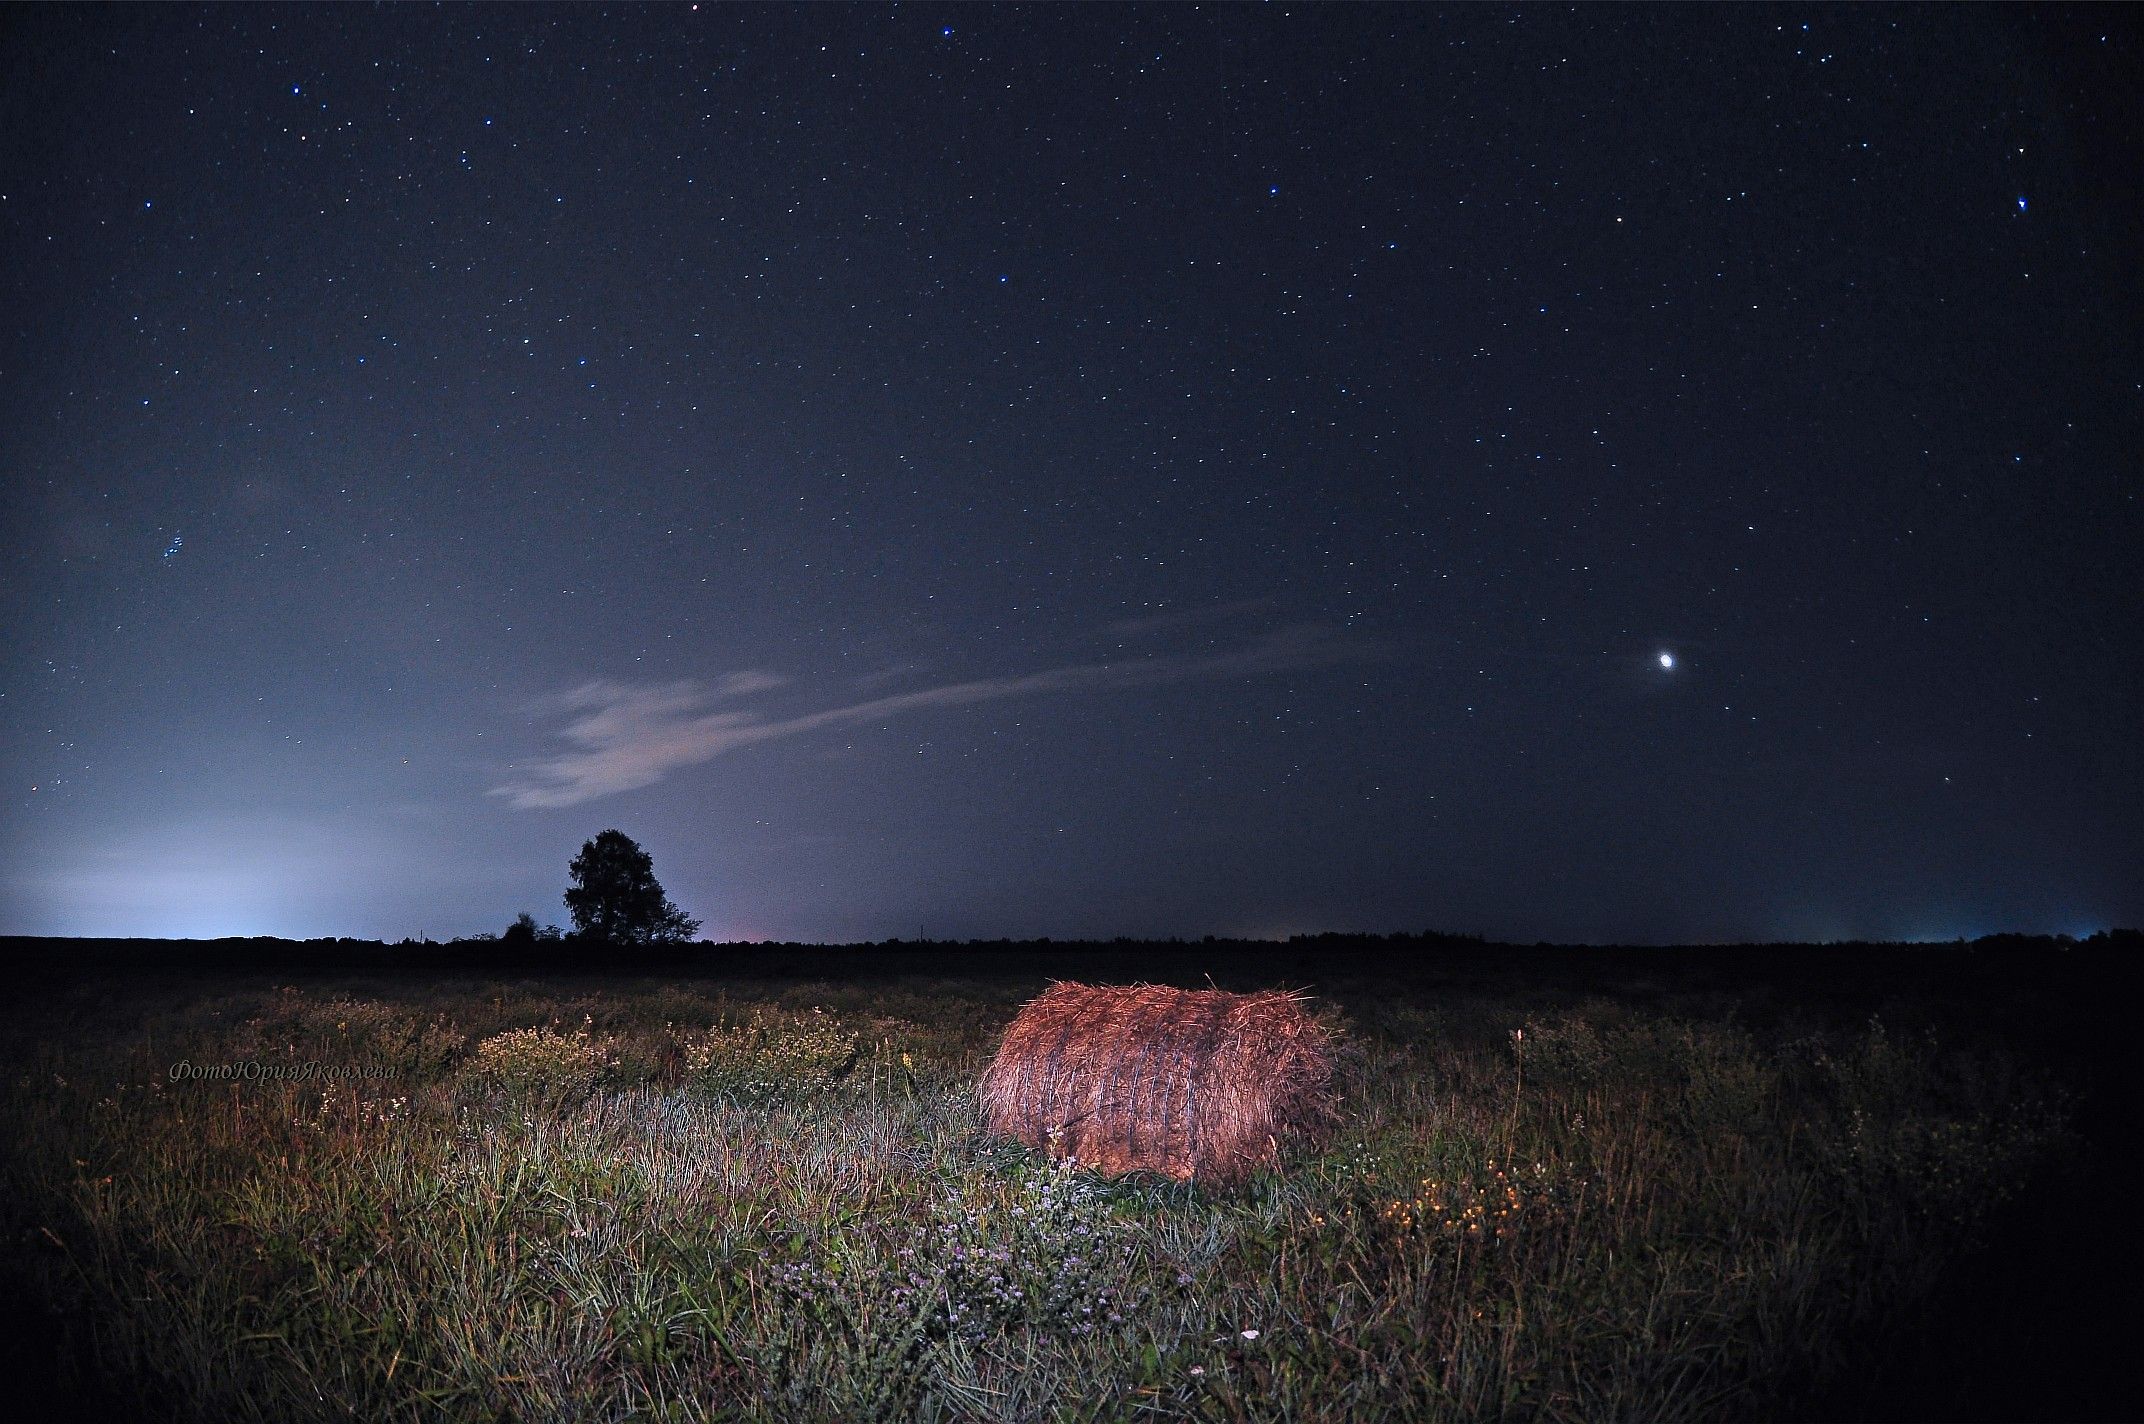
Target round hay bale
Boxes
[978,981,1341,1184]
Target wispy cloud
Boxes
[494,623,1362,809]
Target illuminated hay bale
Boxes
[979,982,1340,1184]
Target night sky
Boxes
[4,5,2138,945]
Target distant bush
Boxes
[1515,1012,1774,1134]
[232,986,466,1075]
[769,1153,1159,1359]
[501,912,564,946]
[1512,1014,1612,1084]
[468,1023,616,1098]
[681,1005,859,1101]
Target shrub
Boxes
[229,987,466,1075]
[775,1156,1152,1340]
[682,1005,859,1102]
[468,1022,616,1099]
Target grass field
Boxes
[0,938,2120,1422]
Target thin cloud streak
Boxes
[495,623,1363,809]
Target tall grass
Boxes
[0,978,2068,1421]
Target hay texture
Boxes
[979,982,1340,1184]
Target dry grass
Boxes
[978,982,1340,1184]
[0,969,2088,1422]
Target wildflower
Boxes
[1189,1366,1206,1377]
[1241,1328,1260,1340]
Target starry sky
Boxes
[3,5,2138,945]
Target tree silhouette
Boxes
[563,830,701,945]
[500,911,562,945]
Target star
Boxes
[1658,652,1675,670]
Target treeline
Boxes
[5,926,2132,992]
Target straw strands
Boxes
[979,982,1341,1184]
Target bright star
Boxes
[1659,652,1675,670]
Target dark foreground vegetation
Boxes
[0,931,2132,1422]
